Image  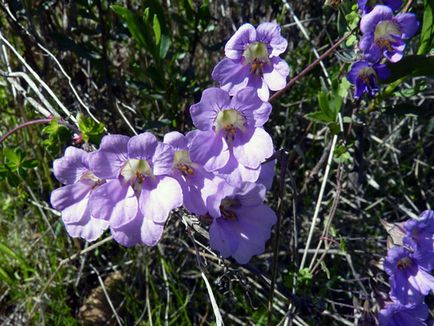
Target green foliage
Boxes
[0,148,38,187]
[77,113,105,145]
[0,242,34,285]
[305,78,350,133]
[42,119,72,155]
[333,144,352,164]
[418,0,434,55]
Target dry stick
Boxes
[90,265,123,326]
[299,134,338,271]
[37,43,103,126]
[267,150,289,326]
[0,30,16,98]
[282,0,332,86]
[0,33,76,123]
[0,71,57,117]
[269,30,354,103]
[265,30,353,324]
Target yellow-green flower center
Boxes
[243,42,270,75]
[358,66,376,84]
[374,21,401,50]
[215,109,246,144]
[173,150,195,176]
[121,159,153,184]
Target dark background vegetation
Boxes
[0,0,432,325]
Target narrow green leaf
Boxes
[418,0,434,55]
[153,14,161,45]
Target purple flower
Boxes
[88,133,182,247]
[163,131,232,216]
[379,301,428,326]
[359,5,419,63]
[50,147,109,242]
[189,87,274,184]
[206,182,277,264]
[347,60,390,98]
[403,210,434,266]
[212,23,289,101]
[358,0,402,15]
[383,246,434,305]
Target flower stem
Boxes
[0,118,78,145]
[270,30,355,102]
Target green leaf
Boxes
[418,0,434,55]
[4,148,24,170]
[77,113,105,145]
[0,266,14,285]
[153,15,161,45]
[159,34,171,59]
[112,5,153,52]
[333,145,352,164]
[42,119,72,153]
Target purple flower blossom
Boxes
[347,60,390,98]
[88,133,182,247]
[359,5,419,63]
[50,147,109,242]
[212,22,289,101]
[403,210,434,267]
[379,301,428,326]
[189,87,274,184]
[383,246,434,305]
[163,131,232,216]
[358,0,402,15]
[206,182,277,264]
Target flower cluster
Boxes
[347,1,419,98]
[51,22,288,264]
[379,210,434,325]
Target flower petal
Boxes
[127,132,158,160]
[360,5,393,34]
[141,218,165,246]
[163,131,188,151]
[190,88,231,131]
[64,216,109,242]
[233,128,274,169]
[216,154,261,186]
[230,87,272,128]
[209,218,239,257]
[225,23,256,60]
[189,130,230,171]
[89,179,138,228]
[89,135,129,179]
[111,213,143,247]
[212,58,250,96]
[263,57,289,91]
[395,13,419,39]
[53,147,88,185]
[256,22,288,57]
[139,176,182,223]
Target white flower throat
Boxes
[243,42,270,75]
[374,21,401,50]
[173,150,195,176]
[121,159,154,185]
[214,109,246,144]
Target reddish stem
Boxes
[0,118,78,145]
[269,30,354,102]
